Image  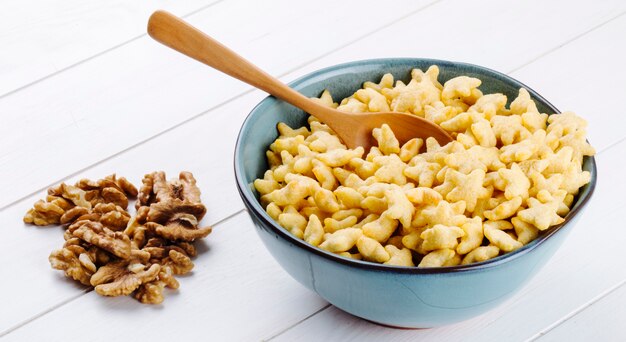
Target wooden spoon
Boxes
[147,10,453,149]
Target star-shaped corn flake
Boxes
[500,130,547,163]
[510,88,539,115]
[420,224,465,252]
[381,79,424,115]
[372,124,400,155]
[547,111,588,135]
[529,171,563,197]
[373,154,407,185]
[384,187,414,228]
[424,101,460,125]
[412,200,467,228]
[498,163,531,200]
[484,196,523,221]
[404,187,442,206]
[456,130,478,149]
[404,157,443,189]
[310,89,338,109]
[399,138,423,162]
[418,248,457,267]
[469,146,506,171]
[558,130,596,164]
[456,216,483,255]
[559,162,591,195]
[517,197,564,230]
[435,169,490,212]
[362,213,398,242]
[442,111,481,133]
[319,228,363,253]
[317,146,364,167]
[412,65,443,90]
[542,146,574,174]
[491,114,531,145]
[270,134,306,156]
[484,220,522,252]
[354,88,391,112]
[384,245,414,266]
[442,76,483,110]
[363,73,394,92]
[306,130,345,153]
[277,122,311,138]
[420,138,465,165]
[511,217,539,245]
[469,93,508,119]
[461,246,500,265]
[444,149,488,174]
[518,158,549,176]
[337,97,367,113]
[470,118,497,147]
[357,236,390,263]
[521,111,548,133]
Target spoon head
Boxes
[337,111,453,151]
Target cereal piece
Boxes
[484,222,523,252]
[420,224,465,252]
[412,200,466,227]
[456,217,483,255]
[317,147,364,167]
[304,215,324,246]
[510,89,538,115]
[425,101,458,125]
[354,88,391,112]
[511,217,539,245]
[435,169,490,212]
[517,198,565,230]
[484,196,523,221]
[332,209,364,221]
[470,93,508,119]
[373,154,407,185]
[491,115,530,145]
[278,209,307,238]
[263,181,311,207]
[444,149,488,174]
[559,163,592,195]
[364,73,394,92]
[334,186,365,208]
[399,138,423,162]
[323,216,358,233]
[384,187,414,228]
[404,187,442,205]
[349,158,377,179]
[462,246,500,265]
[313,188,341,213]
[372,124,400,155]
[310,89,338,108]
[319,228,363,253]
[471,118,497,147]
[418,248,456,267]
[404,157,442,188]
[500,130,546,163]
[498,163,531,200]
[384,245,414,266]
[357,236,391,263]
[441,76,482,109]
[277,122,311,138]
[362,213,398,243]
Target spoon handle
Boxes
[148,10,332,119]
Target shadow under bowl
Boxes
[234,58,597,328]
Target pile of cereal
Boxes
[24,172,211,304]
[254,65,594,267]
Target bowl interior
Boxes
[235,58,597,272]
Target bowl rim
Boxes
[234,57,597,274]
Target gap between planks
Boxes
[0,0,227,100]
[0,0,443,212]
[0,208,247,338]
[527,278,626,341]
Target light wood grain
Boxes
[0,0,436,208]
[1,211,329,341]
[0,0,222,96]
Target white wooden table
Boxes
[2,1,625,341]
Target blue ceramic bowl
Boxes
[234,58,596,328]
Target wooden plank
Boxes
[0,0,436,209]
[0,0,222,96]
[270,139,626,341]
[1,211,329,341]
[534,282,626,341]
